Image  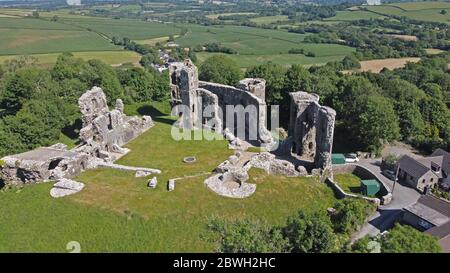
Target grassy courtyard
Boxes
[333,173,362,195]
[0,102,338,252]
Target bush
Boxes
[282,210,336,253]
[331,198,375,234]
[381,224,441,253]
[206,216,287,253]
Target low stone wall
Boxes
[325,177,381,206]
[331,164,392,205]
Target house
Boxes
[403,195,450,252]
[431,148,450,188]
[397,155,442,192]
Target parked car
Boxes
[344,153,359,163]
[382,169,397,181]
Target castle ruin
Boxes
[169,60,273,145]
[0,87,155,186]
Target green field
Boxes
[0,51,141,66]
[197,52,350,68]
[0,102,338,252]
[325,10,386,21]
[206,12,257,19]
[58,17,182,40]
[250,15,290,24]
[176,24,355,68]
[367,1,450,24]
[0,28,120,55]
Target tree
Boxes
[1,67,56,113]
[282,210,336,253]
[85,59,124,103]
[381,224,441,253]
[331,198,375,234]
[341,55,361,70]
[207,217,287,253]
[357,95,400,153]
[119,68,169,102]
[285,64,312,93]
[199,55,242,86]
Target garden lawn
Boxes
[333,173,362,195]
[0,102,338,252]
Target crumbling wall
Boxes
[1,87,154,185]
[169,60,272,144]
[78,87,153,156]
[288,92,336,171]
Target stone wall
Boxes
[169,60,272,144]
[287,92,336,171]
[332,163,392,205]
[1,87,154,185]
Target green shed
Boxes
[361,179,380,196]
[332,154,346,165]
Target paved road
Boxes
[351,158,421,242]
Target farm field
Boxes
[354,57,421,73]
[324,10,386,21]
[57,17,182,40]
[0,9,355,68]
[0,28,119,55]
[197,52,350,68]
[250,15,290,24]
[0,51,141,66]
[366,1,450,24]
[0,17,120,55]
[0,102,338,252]
[176,24,355,68]
[205,12,257,19]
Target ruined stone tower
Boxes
[169,60,273,144]
[288,92,336,171]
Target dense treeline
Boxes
[207,197,440,253]
[292,18,449,60]
[242,53,450,154]
[0,54,169,157]
[207,198,375,253]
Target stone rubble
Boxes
[50,178,85,198]
[148,177,157,188]
[168,179,175,191]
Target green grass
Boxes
[196,52,350,68]
[366,2,450,24]
[176,24,355,68]
[58,17,182,40]
[333,173,362,194]
[0,17,82,30]
[250,15,290,24]
[0,28,119,55]
[0,51,141,66]
[325,10,386,21]
[0,102,338,252]
[389,1,450,10]
[206,12,257,19]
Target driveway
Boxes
[351,158,421,242]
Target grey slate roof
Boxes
[404,202,449,226]
[431,148,450,176]
[398,155,433,179]
[410,195,450,239]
